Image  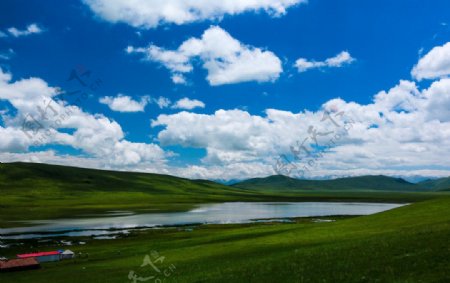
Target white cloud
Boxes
[99,94,150,112]
[152,109,317,166]
[171,73,187,84]
[2,69,450,180]
[295,51,355,72]
[422,78,450,122]
[169,162,274,181]
[83,0,305,29]
[151,77,450,179]
[105,140,166,167]
[412,42,450,80]
[0,68,166,168]
[4,40,450,180]
[144,45,193,73]
[171,98,205,110]
[0,126,31,152]
[7,23,44,37]
[0,150,169,173]
[153,96,172,109]
[128,26,283,86]
[0,151,102,169]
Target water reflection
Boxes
[0,202,405,239]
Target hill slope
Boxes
[0,162,259,225]
[233,174,431,191]
[0,162,242,195]
[417,177,450,191]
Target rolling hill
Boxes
[0,161,242,195]
[0,162,262,225]
[417,177,450,191]
[0,162,446,226]
[232,174,442,192]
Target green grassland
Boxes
[0,162,444,226]
[0,162,449,282]
[1,197,449,283]
[0,162,265,225]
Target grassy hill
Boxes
[0,162,246,195]
[0,162,261,225]
[417,177,450,191]
[233,174,439,192]
[0,162,445,226]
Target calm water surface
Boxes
[0,202,406,239]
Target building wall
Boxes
[35,255,60,263]
[61,254,74,259]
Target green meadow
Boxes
[1,197,449,283]
[0,163,449,282]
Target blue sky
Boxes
[1,0,450,180]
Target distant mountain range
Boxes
[232,174,450,192]
[0,162,448,193]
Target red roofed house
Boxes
[17,251,61,263]
[0,258,41,272]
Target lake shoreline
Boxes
[1,201,406,239]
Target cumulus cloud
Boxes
[171,98,205,110]
[83,0,304,29]
[0,68,166,168]
[98,94,201,111]
[295,51,355,72]
[0,151,102,169]
[169,162,274,181]
[127,26,283,86]
[7,23,44,37]
[412,42,450,80]
[422,78,450,122]
[152,109,328,166]
[152,76,450,179]
[4,41,450,180]
[99,94,150,112]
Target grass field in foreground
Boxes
[1,196,449,283]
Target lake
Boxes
[0,202,406,239]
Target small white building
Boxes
[61,250,75,260]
